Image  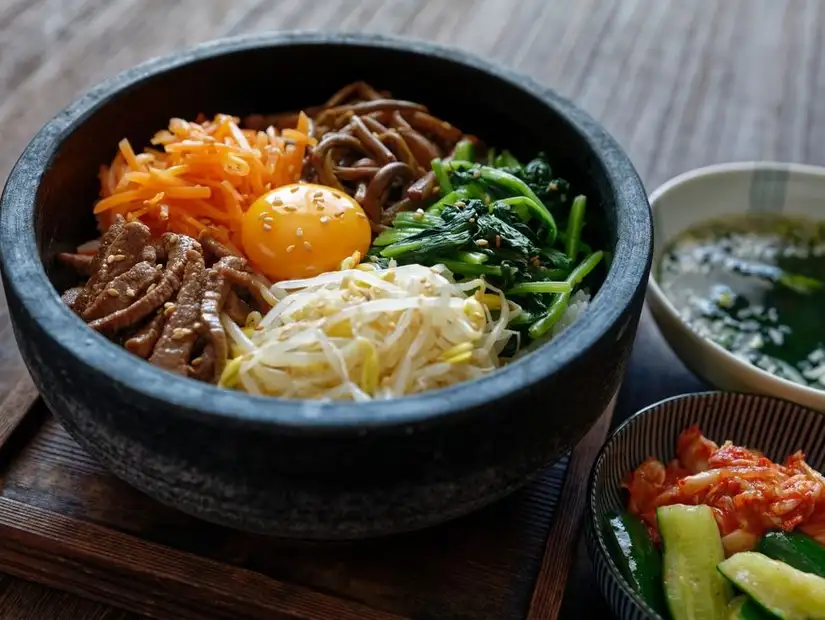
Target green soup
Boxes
[658,215,825,390]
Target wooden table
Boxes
[0,0,823,616]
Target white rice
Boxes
[551,289,591,337]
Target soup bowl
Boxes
[647,162,825,413]
[0,32,652,539]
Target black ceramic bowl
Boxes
[0,32,652,539]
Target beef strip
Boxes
[88,234,201,334]
[124,311,166,359]
[198,231,240,261]
[91,221,151,288]
[220,266,272,312]
[76,220,151,313]
[188,342,216,382]
[57,253,93,276]
[82,261,161,320]
[149,252,206,375]
[140,244,157,264]
[61,286,85,311]
[200,256,245,382]
[72,216,126,313]
[224,291,252,325]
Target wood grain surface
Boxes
[1,0,823,617]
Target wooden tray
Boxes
[0,375,614,620]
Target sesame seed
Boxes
[168,233,179,244]
[164,302,174,308]
[316,203,325,211]
[303,241,312,251]
[414,212,424,219]
[476,239,489,247]
[472,169,481,179]
[156,264,163,270]
[356,212,366,220]
[271,198,283,206]
[290,186,299,193]
[147,283,156,293]
[164,304,177,316]
[313,191,323,198]
[125,288,136,298]
[106,288,120,297]
[106,255,115,264]
[286,245,295,253]
[332,192,342,199]
[296,227,304,237]
[455,201,466,208]
[257,212,267,220]
[191,357,203,366]
[262,216,273,224]
[262,223,272,231]
[469,217,476,223]
[284,204,298,211]
[320,216,330,224]
[113,254,127,262]
[335,211,345,218]
[193,322,202,330]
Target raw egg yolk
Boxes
[241,183,372,281]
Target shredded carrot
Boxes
[94,114,316,240]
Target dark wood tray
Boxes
[0,370,615,620]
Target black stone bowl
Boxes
[0,32,652,539]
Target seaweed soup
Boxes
[659,214,825,390]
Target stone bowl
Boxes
[0,32,652,539]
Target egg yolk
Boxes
[241,183,372,281]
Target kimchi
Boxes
[624,425,825,556]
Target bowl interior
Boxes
[588,391,825,619]
[1,34,651,428]
[43,41,616,294]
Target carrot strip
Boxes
[118,138,143,172]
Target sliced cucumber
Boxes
[757,531,825,579]
[605,512,666,613]
[727,596,774,620]
[658,504,732,620]
[718,552,825,619]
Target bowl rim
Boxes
[0,31,652,431]
[586,389,825,620]
[646,160,825,407]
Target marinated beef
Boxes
[219,265,272,312]
[82,261,161,320]
[88,233,200,334]
[198,230,240,260]
[224,291,252,325]
[60,227,273,385]
[124,311,165,359]
[149,252,206,375]
[199,256,240,381]
[57,253,93,276]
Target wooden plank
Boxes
[0,409,575,620]
[526,394,615,620]
[0,498,407,620]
